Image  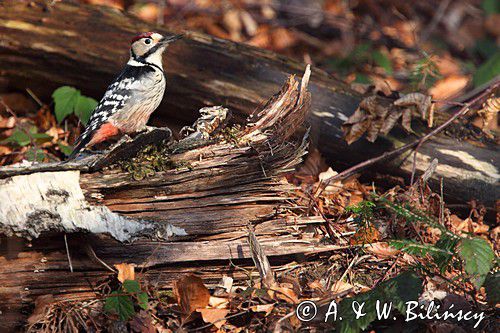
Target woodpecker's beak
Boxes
[159,34,183,46]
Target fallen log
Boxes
[0,0,498,207]
[0,68,350,331]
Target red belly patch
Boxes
[88,122,120,147]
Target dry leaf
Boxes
[0,116,15,129]
[197,308,229,329]
[435,54,462,76]
[270,27,297,50]
[394,92,433,124]
[291,148,328,184]
[273,285,299,304]
[130,311,156,333]
[429,75,469,100]
[114,263,135,283]
[331,280,353,294]
[209,296,229,308]
[365,242,400,257]
[173,274,211,316]
[401,108,413,133]
[485,14,500,37]
[0,145,12,155]
[343,117,371,145]
[342,92,430,144]
[250,303,275,316]
[350,225,381,245]
[379,108,403,134]
[83,0,124,10]
[223,9,242,41]
[240,10,258,36]
[477,97,499,135]
[220,275,233,293]
[132,3,159,23]
[28,294,54,325]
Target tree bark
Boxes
[0,0,498,207]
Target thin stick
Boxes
[26,88,43,107]
[64,234,73,273]
[420,0,451,42]
[318,81,499,195]
[337,254,359,284]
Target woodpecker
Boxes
[68,32,183,159]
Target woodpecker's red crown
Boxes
[131,32,154,44]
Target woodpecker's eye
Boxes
[144,38,152,45]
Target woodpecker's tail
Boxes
[67,130,93,160]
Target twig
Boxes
[84,243,116,273]
[64,234,73,273]
[336,253,359,285]
[306,191,346,244]
[157,0,165,25]
[420,0,452,42]
[372,257,399,287]
[26,88,43,107]
[319,81,499,194]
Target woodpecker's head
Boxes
[129,32,183,68]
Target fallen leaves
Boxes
[476,96,499,137]
[197,308,229,329]
[173,274,211,317]
[342,92,435,144]
[115,263,136,283]
[429,75,469,100]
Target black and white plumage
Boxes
[68,32,182,159]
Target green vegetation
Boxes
[104,280,149,321]
[52,86,97,125]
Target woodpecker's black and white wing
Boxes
[69,65,157,159]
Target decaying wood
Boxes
[0,0,498,206]
[0,68,352,330]
[1,68,309,239]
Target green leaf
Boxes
[58,142,73,156]
[52,86,80,124]
[432,235,459,273]
[354,73,371,84]
[482,0,500,14]
[458,237,494,287]
[373,51,393,74]
[380,271,422,316]
[25,148,45,162]
[474,39,499,59]
[74,95,97,125]
[1,129,31,146]
[123,280,141,294]
[339,289,379,333]
[52,86,97,124]
[483,271,500,305]
[351,43,372,61]
[389,240,452,257]
[473,52,500,87]
[137,292,149,310]
[104,291,135,321]
[338,271,422,333]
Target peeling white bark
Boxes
[0,171,187,241]
[437,149,500,180]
